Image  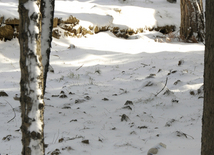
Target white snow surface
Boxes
[0,0,204,155]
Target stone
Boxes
[0,25,14,40]
[76,26,82,34]
[155,25,176,34]
[127,28,135,35]
[0,91,8,97]
[52,29,61,39]
[167,0,176,3]
[0,16,4,26]
[61,15,79,25]
[94,26,99,33]
[5,18,19,25]
[147,143,166,155]
[53,18,58,28]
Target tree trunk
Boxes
[201,0,214,154]
[40,0,55,94]
[18,0,45,154]
[180,0,205,42]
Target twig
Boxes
[5,100,16,123]
[76,64,84,71]
[176,131,194,139]
[155,77,168,97]
[54,129,60,144]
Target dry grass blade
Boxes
[5,100,16,123]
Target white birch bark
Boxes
[40,0,55,94]
[19,0,45,154]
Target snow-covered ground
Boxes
[0,0,204,155]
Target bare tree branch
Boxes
[155,77,168,97]
[5,100,16,123]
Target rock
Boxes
[48,65,54,73]
[136,28,143,33]
[112,27,119,34]
[146,74,156,78]
[94,26,99,34]
[13,94,20,101]
[62,106,71,109]
[138,126,148,129]
[75,99,85,104]
[124,100,133,105]
[197,85,204,95]
[84,96,91,100]
[0,25,14,40]
[121,114,129,122]
[59,94,67,98]
[155,25,176,34]
[0,16,4,26]
[60,24,74,33]
[82,27,92,35]
[87,24,108,34]
[111,27,130,39]
[147,143,166,155]
[165,119,176,127]
[0,91,8,97]
[50,148,61,155]
[167,0,176,3]
[52,95,59,97]
[127,28,135,35]
[61,15,79,25]
[102,98,109,101]
[52,29,61,39]
[122,106,132,110]
[82,139,89,144]
[76,26,82,34]
[5,18,19,25]
[178,59,184,66]
[53,18,58,28]
[101,26,108,31]
[174,80,181,85]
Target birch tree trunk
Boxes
[201,0,214,154]
[180,0,205,42]
[18,0,45,154]
[40,0,55,94]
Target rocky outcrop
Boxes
[0,25,14,40]
[0,15,176,41]
[61,15,79,25]
[0,16,4,26]
[154,25,176,34]
[5,18,19,25]
[53,18,58,28]
[0,17,18,41]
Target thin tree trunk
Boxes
[201,0,214,154]
[18,0,45,154]
[180,0,204,42]
[40,0,55,94]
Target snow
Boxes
[0,0,204,155]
